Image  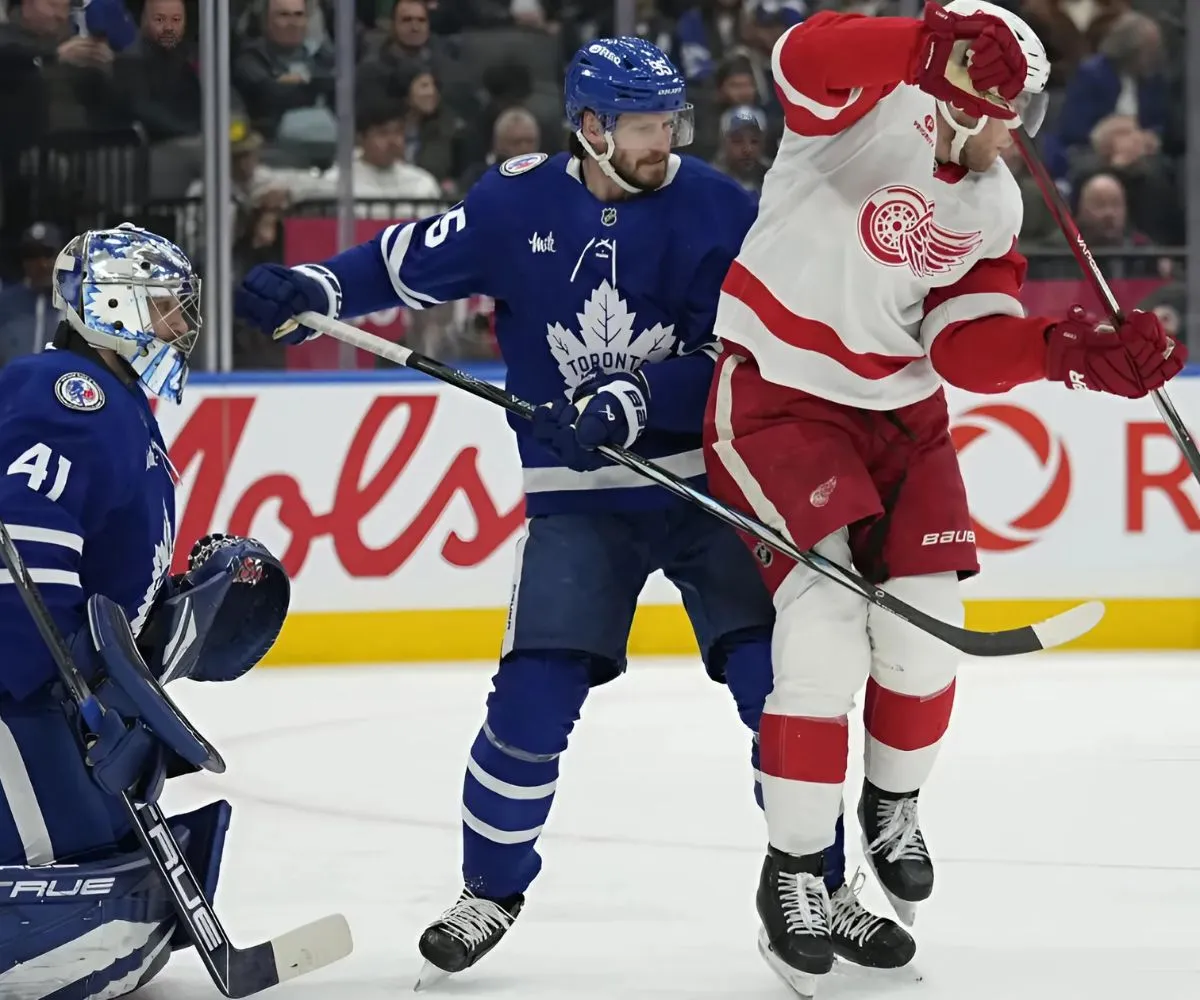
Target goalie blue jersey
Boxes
[318,152,758,515]
[0,347,177,701]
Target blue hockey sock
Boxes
[461,725,560,900]
[460,651,591,900]
[826,813,848,894]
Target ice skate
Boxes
[756,846,833,998]
[414,889,523,990]
[858,781,932,927]
[829,868,916,967]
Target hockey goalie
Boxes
[701,1,1187,995]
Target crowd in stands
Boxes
[0,0,1190,369]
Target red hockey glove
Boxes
[1045,306,1188,398]
[909,1,1025,120]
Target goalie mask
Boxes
[939,0,1050,162]
[54,222,201,404]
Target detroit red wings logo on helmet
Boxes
[857,185,983,278]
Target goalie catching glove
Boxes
[138,533,291,684]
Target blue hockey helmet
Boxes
[565,38,694,192]
[53,223,200,404]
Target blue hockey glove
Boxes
[571,371,650,450]
[139,534,291,685]
[529,398,608,472]
[233,262,343,345]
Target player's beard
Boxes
[612,150,670,192]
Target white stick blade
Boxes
[271,913,354,984]
[1031,600,1105,650]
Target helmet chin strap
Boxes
[936,100,987,164]
[576,128,642,194]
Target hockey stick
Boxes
[293,311,1103,657]
[1013,131,1200,486]
[0,518,353,998]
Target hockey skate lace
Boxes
[437,895,516,949]
[868,796,928,864]
[829,869,885,946]
[778,871,830,936]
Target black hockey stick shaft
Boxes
[1014,130,1200,486]
[0,518,351,997]
[296,312,1103,656]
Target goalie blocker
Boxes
[0,534,289,1000]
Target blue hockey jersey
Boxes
[0,347,177,701]
[318,151,759,515]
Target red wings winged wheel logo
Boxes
[858,184,983,278]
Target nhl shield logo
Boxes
[54,372,105,412]
[754,541,773,568]
[857,184,983,278]
[601,207,618,227]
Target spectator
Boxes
[114,0,202,142]
[0,0,126,137]
[359,0,459,108]
[1064,171,1167,280]
[0,223,63,369]
[314,98,442,214]
[673,0,746,84]
[712,105,770,197]
[458,105,541,191]
[1049,11,1168,180]
[72,0,137,52]
[1016,0,1090,84]
[693,53,763,162]
[232,0,336,141]
[1136,281,1188,349]
[1070,113,1180,246]
[459,59,536,173]
[404,69,467,193]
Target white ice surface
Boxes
[145,652,1200,1000]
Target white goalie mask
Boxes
[939,0,1051,162]
[53,223,201,404]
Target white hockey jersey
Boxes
[714,16,1027,410]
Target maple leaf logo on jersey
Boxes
[857,185,983,278]
[546,280,675,391]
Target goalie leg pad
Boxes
[0,799,230,1000]
[461,651,592,900]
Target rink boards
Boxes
[160,366,1200,661]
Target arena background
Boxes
[0,0,1194,658]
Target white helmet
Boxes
[940,0,1050,160]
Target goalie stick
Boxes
[290,311,1104,657]
[0,517,353,998]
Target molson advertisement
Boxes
[155,371,1200,662]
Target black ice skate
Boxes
[858,780,933,927]
[756,846,834,998]
[414,888,524,990]
[829,869,916,968]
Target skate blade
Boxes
[413,960,451,992]
[757,928,821,999]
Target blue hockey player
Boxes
[234,38,913,986]
[0,224,290,999]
